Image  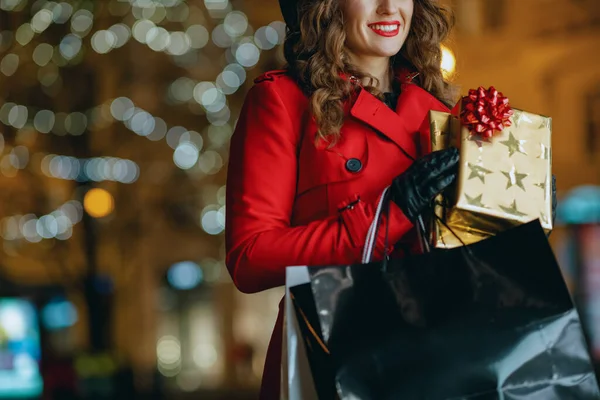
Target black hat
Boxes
[279,0,299,28]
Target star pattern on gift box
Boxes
[465,193,487,208]
[501,165,528,191]
[499,199,528,218]
[467,163,493,183]
[540,212,550,226]
[537,143,550,160]
[539,118,551,130]
[534,175,549,199]
[467,134,492,149]
[512,110,523,128]
[499,131,527,157]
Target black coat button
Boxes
[345,158,362,173]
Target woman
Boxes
[226,0,461,397]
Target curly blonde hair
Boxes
[283,0,456,143]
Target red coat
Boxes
[225,69,450,399]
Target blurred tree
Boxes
[0,0,285,395]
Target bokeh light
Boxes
[83,188,115,218]
[1,201,82,242]
[441,45,457,79]
[157,335,182,377]
[167,261,204,290]
[42,297,78,331]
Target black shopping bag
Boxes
[300,218,600,400]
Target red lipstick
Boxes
[368,21,401,37]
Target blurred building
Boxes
[0,0,599,399]
[448,0,600,190]
[445,0,600,362]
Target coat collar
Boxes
[347,70,449,160]
[350,85,417,160]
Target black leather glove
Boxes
[391,148,460,222]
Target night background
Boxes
[0,0,599,399]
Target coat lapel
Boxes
[349,81,450,160]
[349,88,418,160]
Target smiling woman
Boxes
[225,0,460,398]
[284,0,456,142]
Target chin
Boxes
[373,48,403,58]
[370,41,404,58]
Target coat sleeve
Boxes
[225,80,413,293]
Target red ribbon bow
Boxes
[460,86,514,138]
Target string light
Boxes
[1,98,225,176]
[0,0,286,100]
[1,2,268,73]
[0,129,138,184]
[0,200,83,243]
[1,14,285,173]
[0,0,286,243]
[1,0,284,120]
[41,154,140,184]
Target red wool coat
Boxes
[225,69,450,399]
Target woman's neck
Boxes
[350,55,392,92]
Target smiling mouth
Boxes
[368,23,400,37]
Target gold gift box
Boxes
[429,108,553,249]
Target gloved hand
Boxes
[391,148,460,222]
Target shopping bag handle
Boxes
[361,186,408,271]
[361,187,477,272]
[360,188,456,267]
[416,209,481,263]
[361,186,391,265]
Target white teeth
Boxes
[370,24,398,32]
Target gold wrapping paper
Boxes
[429,108,553,249]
